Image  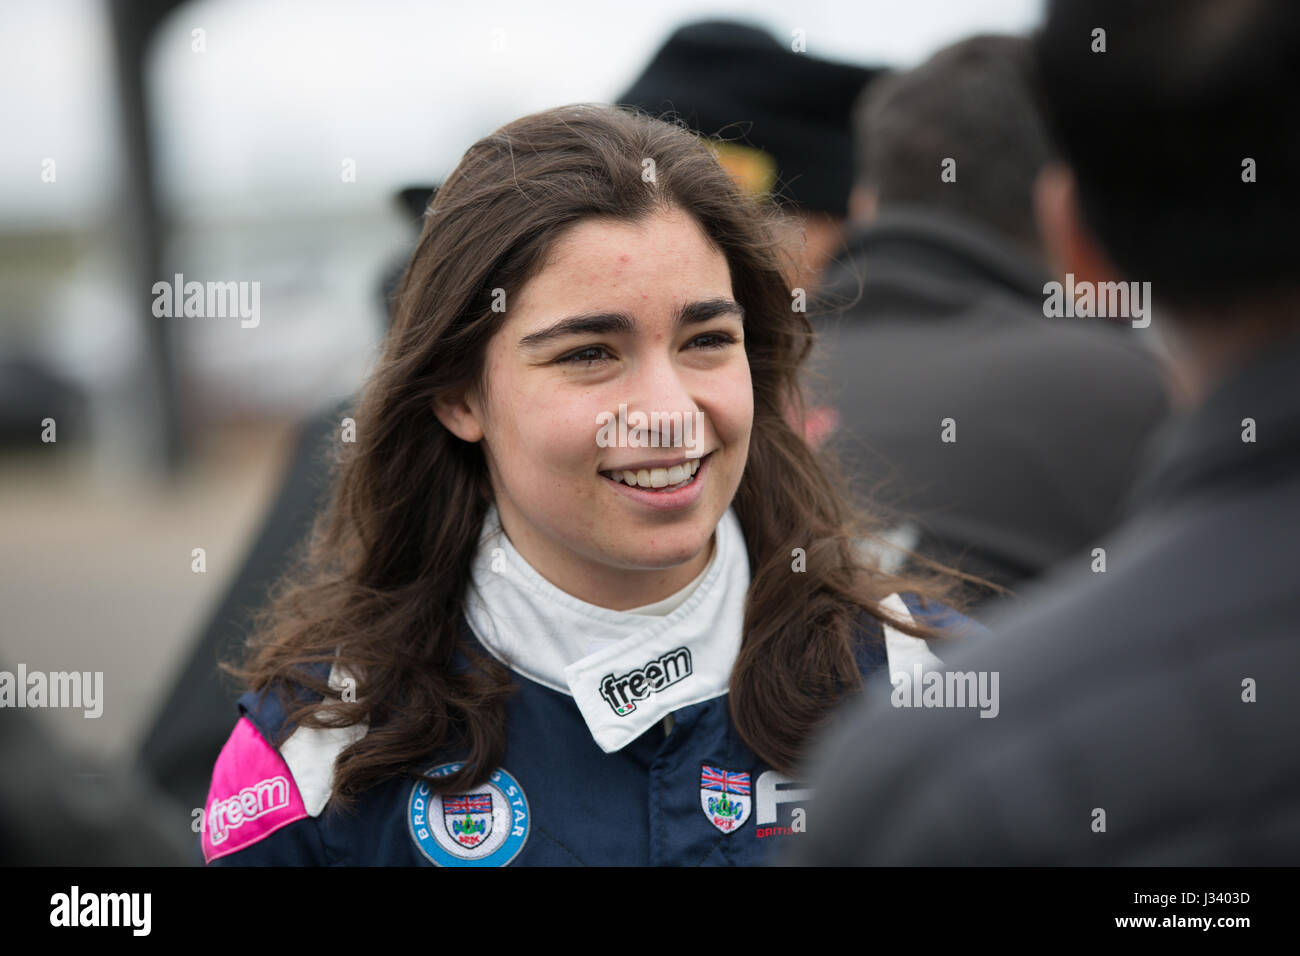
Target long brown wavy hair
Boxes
[228,103,972,811]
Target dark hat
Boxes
[396,185,438,222]
[617,20,883,217]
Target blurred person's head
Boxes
[849,35,1053,252]
[234,103,964,804]
[379,185,440,324]
[1034,0,1300,401]
[618,20,882,291]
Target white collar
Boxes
[464,504,751,753]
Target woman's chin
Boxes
[595,527,715,574]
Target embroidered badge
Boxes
[408,762,529,866]
[700,765,752,833]
[598,647,693,716]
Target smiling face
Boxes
[435,205,753,609]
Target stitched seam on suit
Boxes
[533,823,588,865]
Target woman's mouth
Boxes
[600,456,702,491]
[598,452,711,509]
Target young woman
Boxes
[200,103,982,866]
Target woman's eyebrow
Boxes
[517,298,743,351]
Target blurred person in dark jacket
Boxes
[809,34,1169,608]
[787,0,1300,866]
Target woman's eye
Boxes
[688,332,736,350]
[556,346,611,366]
[556,333,735,365]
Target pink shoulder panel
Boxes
[202,716,309,863]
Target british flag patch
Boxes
[699,765,752,833]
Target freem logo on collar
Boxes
[598,647,693,716]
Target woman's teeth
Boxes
[603,458,701,490]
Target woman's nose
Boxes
[622,360,704,449]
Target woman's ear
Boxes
[433,389,486,443]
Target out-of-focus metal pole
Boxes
[106,0,187,474]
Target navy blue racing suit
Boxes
[200,593,980,866]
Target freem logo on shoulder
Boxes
[598,647,692,716]
[207,775,293,846]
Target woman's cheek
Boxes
[546,409,603,479]
[719,371,755,438]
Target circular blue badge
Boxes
[408,762,530,867]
